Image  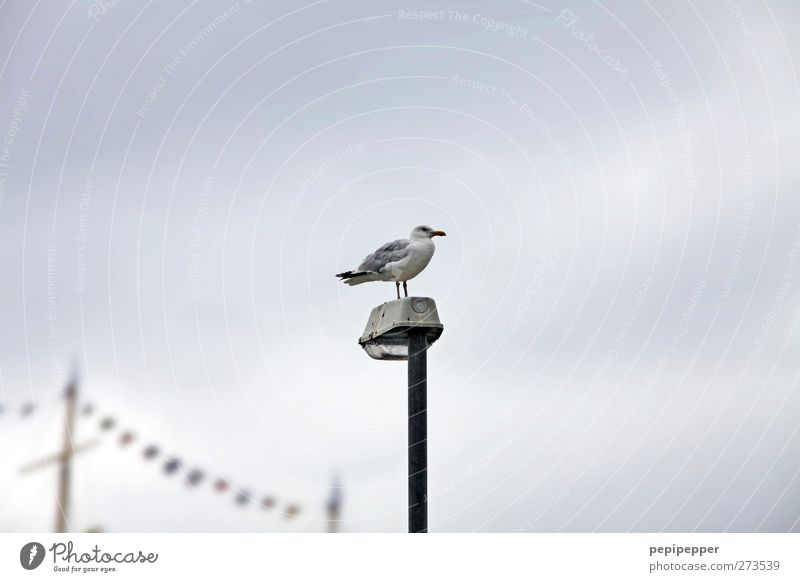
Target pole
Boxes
[326,507,339,533]
[55,378,77,533]
[326,475,342,533]
[407,330,428,533]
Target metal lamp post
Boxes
[359,296,443,533]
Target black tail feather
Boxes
[336,270,368,280]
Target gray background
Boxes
[0,0,798,532]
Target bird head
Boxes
[410,225,447,240]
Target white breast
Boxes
[388,240,435,282]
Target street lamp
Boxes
[359,296,444,533]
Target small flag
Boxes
[81,403,94,416]
[119,431,135,446]
[64,382,77,399]
[260,496,275,510]
[99,417,116,431]
[186,469,205,487]
[235,489,251,506]
[142,445,160,460]
[164,457,181,475]
[20,402,35,417]
[283,504,300,519]
[214,479,230,493]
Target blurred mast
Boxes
[19,371,99,533]
[55,373,78,533]
[326,474,342,533]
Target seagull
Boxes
[336,225,446,299]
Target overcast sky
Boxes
[1,0,799,533]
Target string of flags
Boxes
[91,405,303,519]
[1,394,303,520]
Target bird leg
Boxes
[403,281,408,297]
[395,281,401,300]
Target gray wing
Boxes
[357,238,412,273]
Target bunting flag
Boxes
[186,469,205,487]
[0,395,76,420]
[163,457,182,475]
[101,417,305,518]
[3,394,309,522]
[64,382,77,398]
[119,431,135,446]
